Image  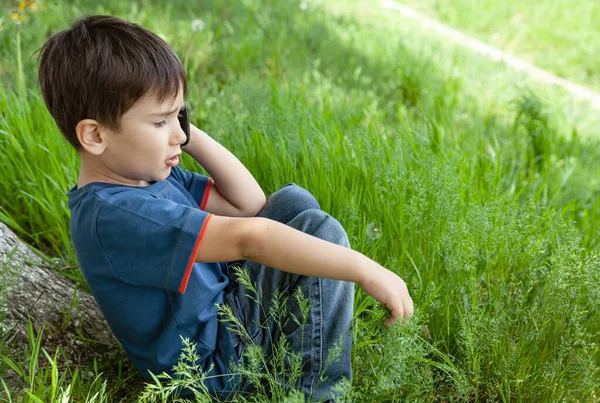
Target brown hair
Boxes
[36,15,188,150]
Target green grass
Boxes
[0,0,599,401]
[401,0,600,92]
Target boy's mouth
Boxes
[166,154,180,167]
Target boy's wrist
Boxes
[352,251,378,286]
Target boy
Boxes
[36,15,413,401]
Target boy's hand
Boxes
[359,265,414,326]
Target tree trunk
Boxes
[0,222,118,359]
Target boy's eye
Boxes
[154,120,167,128]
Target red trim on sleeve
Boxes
[179,213,214,294]
[200,178,213,210]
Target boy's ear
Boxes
[76,119,107,155]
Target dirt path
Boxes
[381,0,600,110]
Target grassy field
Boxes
[401,0,600,92]
[0,0,599,401]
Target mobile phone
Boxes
[178,102,190,146]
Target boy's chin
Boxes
[138,170,170,185]
[153,168,172,182]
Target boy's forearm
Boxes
[241,217,369,284]
[183,124,266,215]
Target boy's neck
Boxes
[78,154,152,189]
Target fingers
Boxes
[384,304,403,326]
[385,299,414,326]
[404,297,414,318]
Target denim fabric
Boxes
[223,183,354,402]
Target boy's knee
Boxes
[266,183,320,216]
[294,209,351,248]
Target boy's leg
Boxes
[224,183,354,402]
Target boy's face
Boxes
[98,87,187,186]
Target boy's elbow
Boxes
[252,194,267,214]
[239,195,267,217]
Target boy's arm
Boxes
[183,124,266,217]
[196,215,414,326]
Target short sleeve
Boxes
[96,192,213,294]
[168,166,214,210]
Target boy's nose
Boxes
[171,124,187,145]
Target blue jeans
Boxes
[223,183,355,402]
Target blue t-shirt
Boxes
[67,166,237,391]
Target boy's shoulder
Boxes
[66,179,166,220]
[67,167,202,211]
